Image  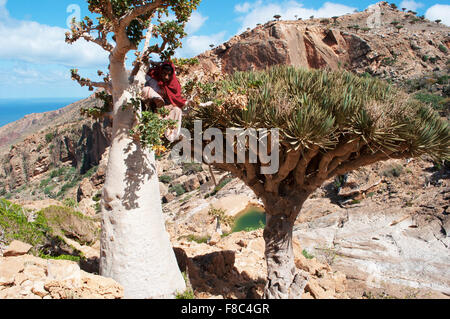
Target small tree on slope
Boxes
[185,66,450,299]
[66,0,200,298]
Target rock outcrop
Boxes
[0,241,122,299]
[0,117,111,202]
[182,2,449,86]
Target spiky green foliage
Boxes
[189,66,449,162]
[208,206,235,227]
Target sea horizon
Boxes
[0,97,86,128]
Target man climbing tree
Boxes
[185,66,450,299]
[66,0,200,298]
[143,60,185,142]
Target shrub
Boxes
[169,184,186,196]
[57,181,78,198]
[414,93,445,111]
[206,177,233,198]
[63,198,77,208]
[182,162,203,175]
[92,192,102,202]
[0,199,49,252]
[39,253,81,262]
[437,75,449,85]
[50,167,66,179]
[438,44,448,54]
[302,249,315,259]
[83,166,98,178]
[45,132,54,143]
[175,272,195,299]
[40,177,52,188]
[180,234,210,244]
[159,175,173,184]
[429,56,438,64]
[382,164,404,177]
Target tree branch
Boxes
[316,139,361,180]
[294,146,320,185]
[80,31,114,52]
[119,0,164,29]
[327,149,411,180]
[265,149,301,193]
[130,24,155,81]
[214,163,265,198]
[66,21,114,53]
[71,71,111,93]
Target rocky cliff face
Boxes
[0,117,111,196]
[182,2,449,87]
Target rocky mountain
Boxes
[0,2,449,299]
[182,2,449,101]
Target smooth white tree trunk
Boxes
[99,62,186,299]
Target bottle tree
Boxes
[185,66,450,298]
[66,0,200,298]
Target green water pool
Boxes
[232,207,266,233]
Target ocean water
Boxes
[0,98,83,128]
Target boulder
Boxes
[163,193,176,204]
[46,259,81,288]
[3,240,32,257]
[77,178,95,202]
[0,257,26,286]
[193,250,235,278]
[0,254,123,299]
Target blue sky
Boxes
[0,0,448,99]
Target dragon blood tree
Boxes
[65,0,200,298]
[184,66,450,299]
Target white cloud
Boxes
[235,1,357,33]
[235,2,252,13]
[176,31,227,58]
[0,1,108,68]
[399,0,424,11]
[425,4,450,26]
[185,11,208,34]
[0,0,8,20]
[5,66,68,85]
[0,21,109,68]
